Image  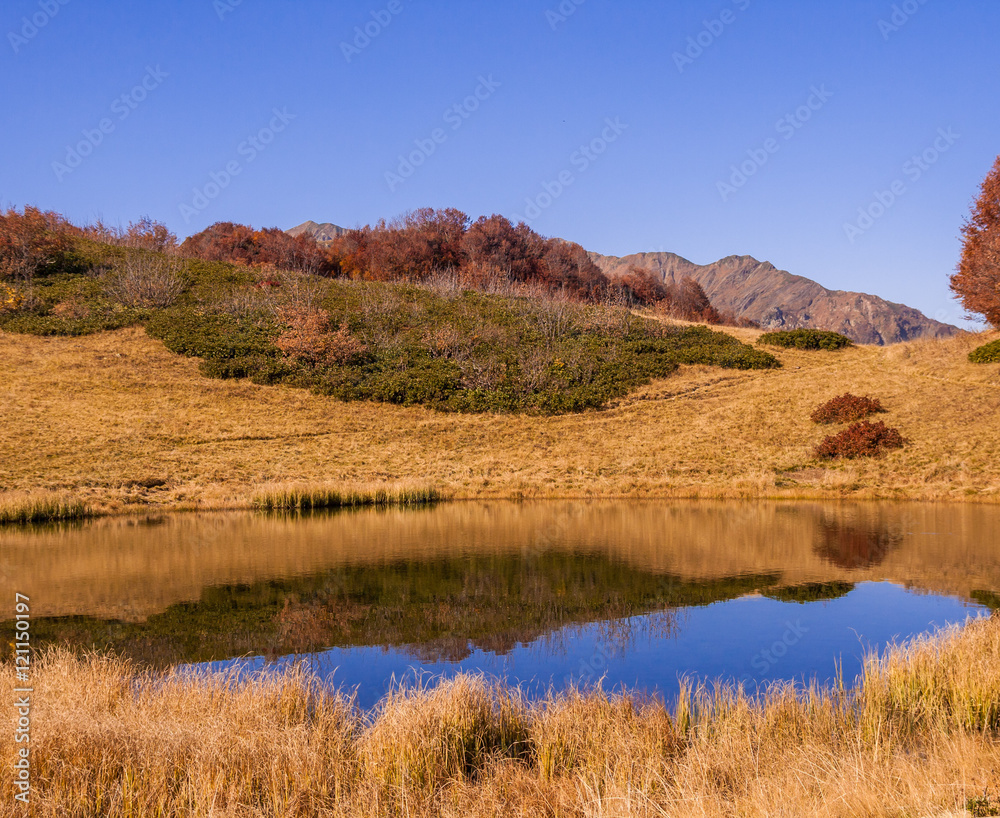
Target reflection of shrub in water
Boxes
[971,590,1000,612]
[813,519,901,570]
[765,581,855,604]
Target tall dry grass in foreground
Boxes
[4,618,1000,816]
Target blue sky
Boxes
[2,0,998,327]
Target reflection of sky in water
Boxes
[193,582,987,710]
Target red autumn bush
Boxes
[275,306,366,365]
[814,421,906,459]
[810,393,886,424]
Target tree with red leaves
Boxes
[951,155,1000,328]
[0,206,72,283]
[461,215,546,283]
[180,222,329,274]
[617,266,667,305]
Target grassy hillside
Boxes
[1,318,998,512]
[1,238,776,415]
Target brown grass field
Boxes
[2,615,999,816]
[1,323,998,514]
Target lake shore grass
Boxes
[1,324,999,516]
[251,482,442,511]
[0,492,92,525]
[4,615,999,816]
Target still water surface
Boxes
[2,502,997,707]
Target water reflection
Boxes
[813,514,901,569]
[1,501,998,687]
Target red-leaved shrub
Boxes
[814,421,906,459]
[810,393,886,424]
[275,307,367,366]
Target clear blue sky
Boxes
[2,0,998,327]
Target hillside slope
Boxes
[2,325,997,511]
[591,251,960,345]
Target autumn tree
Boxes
[179,222,329,274]
[540,239,607,300]
[0,206,72,283]
[951,155,1000,328]
[617,266,668,305]
[461,215,547,284]
[671,277,722,323]
[329,209,632,302]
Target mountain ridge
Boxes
[590,251,960,345]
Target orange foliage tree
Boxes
[180,222,330,274]
[951,155,1000,328]
[0,206,72,283]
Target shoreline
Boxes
[4,486,1000,527]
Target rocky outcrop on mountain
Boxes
[287,220,348,244]
[591,252,960,345]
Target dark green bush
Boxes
[0,309,145,336]
[968,339,1000,364]
[758,329,854,350]
[145,309,279,361]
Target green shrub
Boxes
[145,309,279,361]
[810,393,886,424]
[814,421,907,459]
[968,339,1000,363]
[1,312,139,336]
[758,329,854,350]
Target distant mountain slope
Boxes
[287,220,348,244]
[591,252,960,345]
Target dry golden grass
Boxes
[4,616,1000,816]
[251,482,442,510]
[1,325,998,513]
[0,491,91,524]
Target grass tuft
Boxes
[0,493,92,525]
[251,482,442,511]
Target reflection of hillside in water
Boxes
[0,501,997,667]
[813,515,902,570]
[20,553,766,667]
